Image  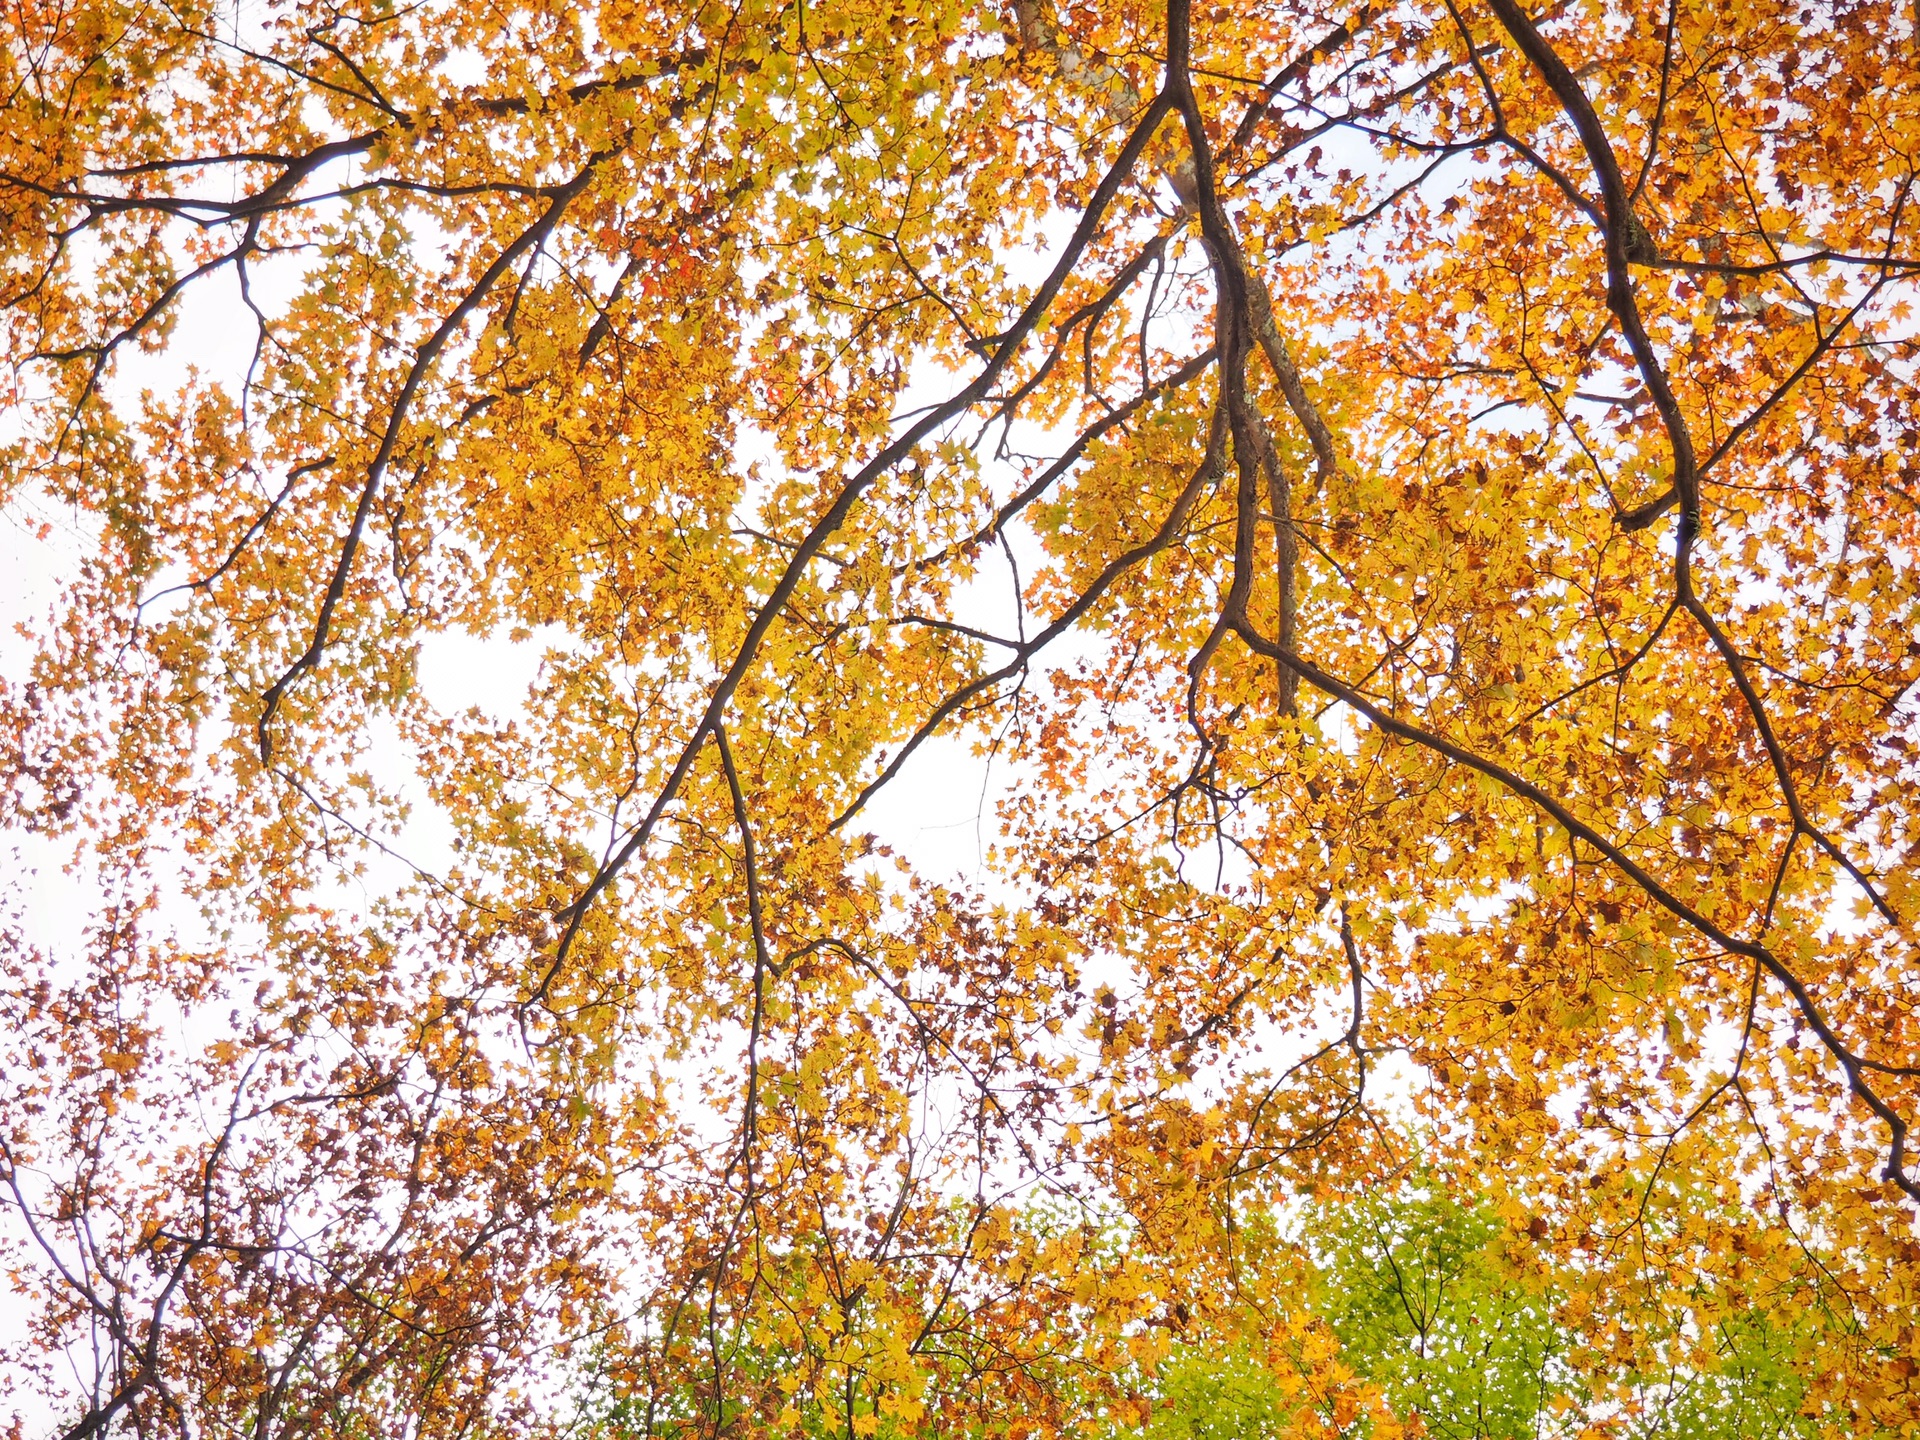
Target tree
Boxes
[2,0,1918,1434]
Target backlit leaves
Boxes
[3,0,1920,1436]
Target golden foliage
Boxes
[2,0,1919,1434]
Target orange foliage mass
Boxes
[2,0,1918,1434]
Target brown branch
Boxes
[1483,0,1696,532]
[1220,5,1384,162]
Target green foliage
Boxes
[1138,1183,1905,1440]
[1141,1346,1296,1440]
[1305,1187,1569,1440]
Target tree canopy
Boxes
[2,0,1918,1435]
